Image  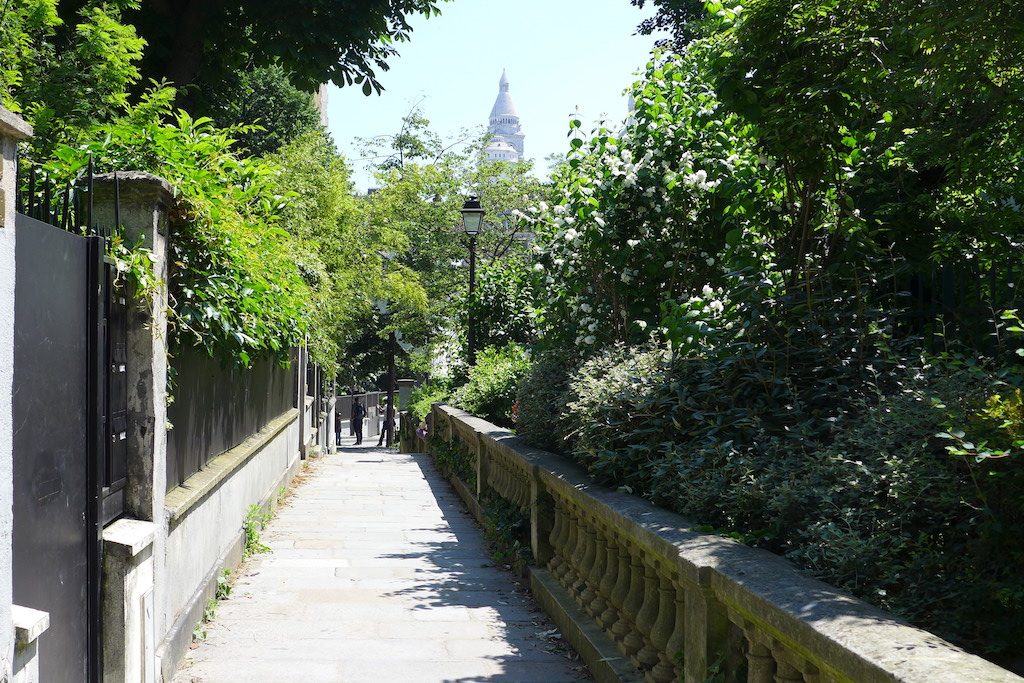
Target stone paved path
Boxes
[174,440,588,683]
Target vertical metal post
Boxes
[298,346,307,460]
[87,155,94,235]
[73,182,81,231]
[85,231,106,683]
[467,234,478,366]
[386,331,396,448]
[112,171,120,239]
[60,184,70,232]
[14,151,22,214]
[26,165,36,217]
[42,173,52,223]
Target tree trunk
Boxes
[163,0,213,87]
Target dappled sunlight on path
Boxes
[174,439,588,683]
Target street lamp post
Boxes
[461,196,485,366]
[377,251,398,448]
[386,328,396,447]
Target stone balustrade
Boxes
[409,404,1023,683]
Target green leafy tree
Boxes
[196,64,323,157]
[1,0,146,156]
[269,131,368,373]
[361,112,550,370]
[54,0,447,93]
[709,0,1024,264]
[630,0,707,45]
[50,88,310,366]
[467,254,540,351]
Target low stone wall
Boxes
[158,407,302,680]
[420,404,1022,683]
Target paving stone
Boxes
[173,439,588,682]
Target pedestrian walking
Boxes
[351,396,366,445]
[377,399,395,448]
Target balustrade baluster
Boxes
[596,532,619,629]
[499,456,507,499]
[647,572,679,683]
[570,513,593,602]
[663,580,686,681]
[574,514,599,606]
[584,521,609,618]
[557,503,582,587]
[491,456,501,495]
[633,561,662,671]
[606,538,632,637]
[772,651,806,683]
[800,664,820,683]
[561,499,577,581]
[617,549,647,655]
[547,498,567,575]
[746,639,775,683]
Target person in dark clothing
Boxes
[377,399,395,448]
[351,397,366,445]
[334,406,343,446]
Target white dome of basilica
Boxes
[483,69,525,162]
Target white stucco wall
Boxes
[0,136,17,679]
[1,109,33,679]
[163,414,300,633]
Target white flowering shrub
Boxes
[526,44,787,353]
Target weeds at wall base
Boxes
[243,503,272,558]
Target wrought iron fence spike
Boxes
[112,171,120,240]
[87,155,95,236]
[14,152,23,214]
[27,165,36,218]
[41,172,51,223]
[73,184,81,234]
[60,184,71,232]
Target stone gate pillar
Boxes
[93,172,173,683]
[0,106,38,682]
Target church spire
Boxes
[490,69,517,119]
[484,69,525,161]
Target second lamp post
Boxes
[461,196,485,367]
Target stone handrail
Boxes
[417,404,1022,683]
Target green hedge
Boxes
[517,346,1024,664]
[452,343,531,428]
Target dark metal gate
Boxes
[12,165,128,682]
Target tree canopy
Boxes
[62,0,448,92]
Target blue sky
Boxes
[325,0,665,191]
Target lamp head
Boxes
[461,196,485,236]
